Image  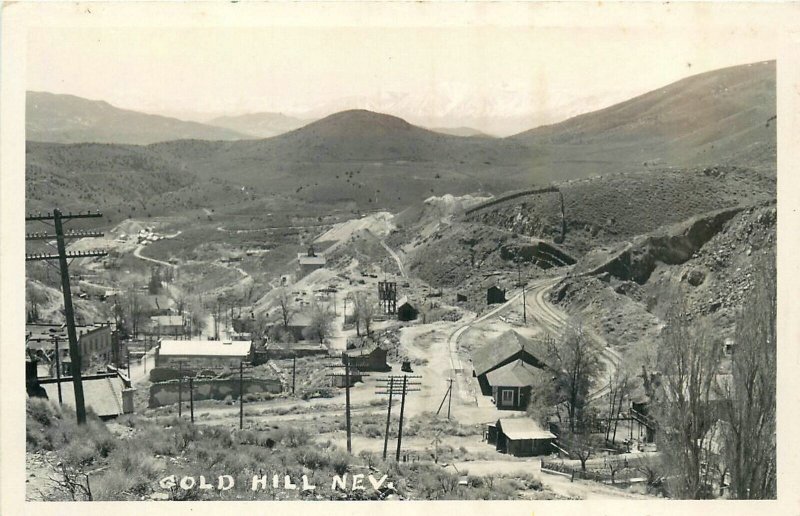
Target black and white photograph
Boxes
[2,1,798,513]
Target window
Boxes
[501,389,514,406]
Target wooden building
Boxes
[485,359,549,410]
[486,418,556,457]
[344,346,390,372]
[471,330,550,396]
[29,367,135,420]
[486,286,506,305]
[156,339,253,368]
[397,297,419,322]
[150,315,185,337]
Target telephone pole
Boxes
[375,374,421,462]
[26,209,106,425]
[436,377,455,419]
[326,354,368,454]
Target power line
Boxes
[326,353,369,454]
[25,208,107,425]
[375,374,422,461]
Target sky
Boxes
[26,9,780,136]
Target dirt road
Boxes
[379,240,407,278]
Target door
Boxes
[501,388,515,407]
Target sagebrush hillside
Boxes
[26,61,777,216]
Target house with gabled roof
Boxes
[485,359,551,410]
[471,330,551,397]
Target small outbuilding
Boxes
[486,286,506,305]
[344,346,391,372]
[397,296,419,322]
[487,417,556,457]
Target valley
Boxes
[24,60,777,502]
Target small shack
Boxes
[344,346,390,372]
[150,315,185,336]
[486,286,506,305]
[397,297,419,322]
[487,418,556,457]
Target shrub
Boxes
[328,449,351,476]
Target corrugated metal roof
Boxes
[472,330,550,376]
[40,375,127,418]
[497,417,556,440]
[159,340,252,357]
[486,359,547,387]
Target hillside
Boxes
[511,61,776,174]
[25,61,777,215]
[27,92,250,144]
[208,112,313,138]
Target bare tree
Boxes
[605,362,634,444]
[303,300,334,344]
[653,303,724,499]
[126,288,146,340]
[545,321,602,433]
[722,250,776,499]
[275,287,296,331]
[356,292,377,337]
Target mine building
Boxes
[297,246,327,277]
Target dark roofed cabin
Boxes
[487,286,506,305]
[397,297,418,322]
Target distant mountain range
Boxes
[26,61,776,216]
[26,92,251,144]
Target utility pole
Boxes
[178,362,183,417]
[345,355,351,453]
[375,374,421,462]
[239,360,244,430]
[292,355,297,395]
[436,377,454,419]
[54,336,63,405]
[326,354,368,454]
[382,377,394,460]
[26,209,106,425]
[396,375,408,462]
[189,377,195,423]
[517,259,527,323]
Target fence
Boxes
[541,458,644,485]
